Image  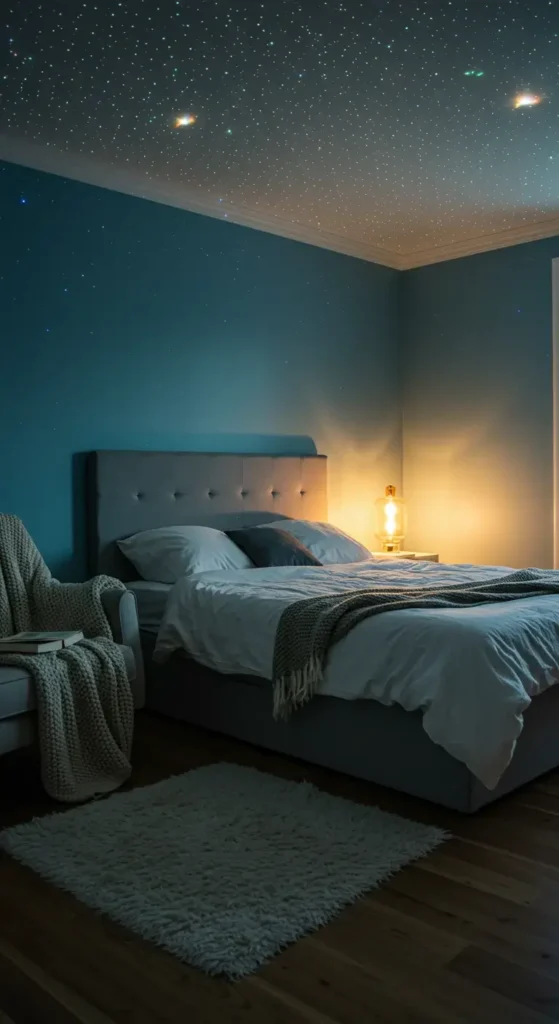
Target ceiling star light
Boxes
[513,93,541,109]
[174,113,197,128]
[2,1,557,258]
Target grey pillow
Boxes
[117,525,252,582]
[261,519,371,565]
[226,527,322,568]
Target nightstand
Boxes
[371,551,439,563]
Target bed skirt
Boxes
[142,632,559,813]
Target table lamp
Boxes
[375,485,407,553]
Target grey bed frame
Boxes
[87,450,559,812]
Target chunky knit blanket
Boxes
[272,567,559,719]
[0,514,134,802]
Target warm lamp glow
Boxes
[375,484,407,552]
[384,497,398,538]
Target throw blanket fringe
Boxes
[273,655,324,721]
[0,514,134,802]
[272,568,559,720]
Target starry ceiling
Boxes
[1,0,558,268]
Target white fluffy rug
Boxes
[0,763,447,977]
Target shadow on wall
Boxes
[68,435,318,581]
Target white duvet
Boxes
[154,559,559,789]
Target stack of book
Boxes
[0,631,83,654]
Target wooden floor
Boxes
[2,714,559,1024]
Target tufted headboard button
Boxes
[89,450,327,579]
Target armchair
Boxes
[0,588,144,758]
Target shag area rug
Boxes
[0,763,447,977]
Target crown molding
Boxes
[2,136,558,271]
[0,136,401,269]
[399,216,559,269]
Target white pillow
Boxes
[117,525,252,583]
[262,520,371,565]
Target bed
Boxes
[87,449,559,813]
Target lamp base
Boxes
[382,541,401,553]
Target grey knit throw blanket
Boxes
[0,514,134,802]
[272,567,559,719]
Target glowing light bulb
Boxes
[513,93,541,109]
[384,499,397,538]
[375,484,406,553]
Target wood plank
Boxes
[452,819,559,867]
[517,791,559,816]
[258,938,438,1023]
[245,978,343,1024]
[444,838,559,905]
[297,898,467,971]
[373,880,559,982]
[0,946,81,1024]
[262,934,554,1024]
[417,847,539,905]
[389,865,559,945]
[533,777,559,799]
[458,835,559,883]
[4,713,559,1023]
[472,802,559,841]
[450,944,559,1020]
[445,837,559,884]
[0,937,113,1024]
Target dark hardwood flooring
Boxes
[2,711,559,1023]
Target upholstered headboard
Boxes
[87,450,327,579]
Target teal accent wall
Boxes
[0,161,400,578]
[4,159,555,577]
[402,237,559,568]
